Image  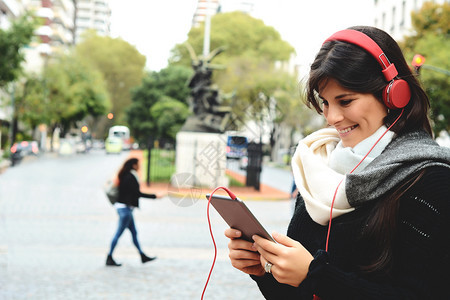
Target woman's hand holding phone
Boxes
[252,232,314,287]
[224,228,265,276]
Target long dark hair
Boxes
[306,26,432,136]
[305,26,432,274]
[118,158,138,181]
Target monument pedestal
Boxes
[173,131,229,189]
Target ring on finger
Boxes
[264,261,273,273]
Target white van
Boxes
[108,126,131,150]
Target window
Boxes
[400,1,406,28]
[391,6,396,32]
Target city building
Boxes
[74,0,111,43]
[192,0,254,28]
[0,0,22,29]
[0,0,112,152]
[0,0,76,151]
[22,0,112,72]
[373,0,448,40]
[192,0,220,28]
[21,0,75,73]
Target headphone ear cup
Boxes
[383,79,411,109]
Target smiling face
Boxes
[319,78,388,148]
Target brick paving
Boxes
[0,150,292,300]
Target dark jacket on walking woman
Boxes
[106,158,157,267]
[118,169,155,208]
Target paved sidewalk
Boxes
[128,150,291,201]
[0,159,10,173]
[1,150,284,299]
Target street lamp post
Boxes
[8,84,16,147]
[203,0,213,58]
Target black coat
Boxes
[251,166,450,299]
[118,172,155,207]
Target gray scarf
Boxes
[346,130,450,207]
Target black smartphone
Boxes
[206,193,275,242]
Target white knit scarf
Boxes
[291,126,394,225]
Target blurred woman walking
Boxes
[106,158,157,266]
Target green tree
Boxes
[402,1,450,134]
[0,13,37,88]
[8,74,47,146]
[150,96,190,140]
[170,11,295,67]
[217,56,296,116]
[14,74,48,130]
[168,11,311,149]
[43,54,110,137]
[126,65,192,143]
[75,30,146,124]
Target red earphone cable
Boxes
[202,111,403,299]
[202,186,237,299]
[325,109,404,252]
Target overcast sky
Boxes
[109,0,372,73]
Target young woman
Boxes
[106,158,157,266]
[225,26,450,299]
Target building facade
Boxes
[192,0,220,28]
[20,0,74,72]
[22,0,112,72]
[192,0,254,28]
[373,0,448,40]
[74,0,111,43]
[0,0,22,29]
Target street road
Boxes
[0,150,291,299]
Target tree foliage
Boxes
[150,96,190,140]
[75,30,146,124]
[42,54,110,135]
[169,11,304,137]
[401,1,450,134]
[13,74,48,129]
[411,2,449,38]
[126,65,192,143]
[170,11,295,67]
[216,56,298,117]
[0,13,38,87]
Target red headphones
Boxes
[324,29,411,109]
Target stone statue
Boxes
[180,44,232,133]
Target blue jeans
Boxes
[108,207,143,255]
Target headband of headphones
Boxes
[323,29,411,109]
[323,29,398,82]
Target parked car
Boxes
[226,135,248,159]
[105,137,122,154]
[10,141,39,165]
[10,141,39,158]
